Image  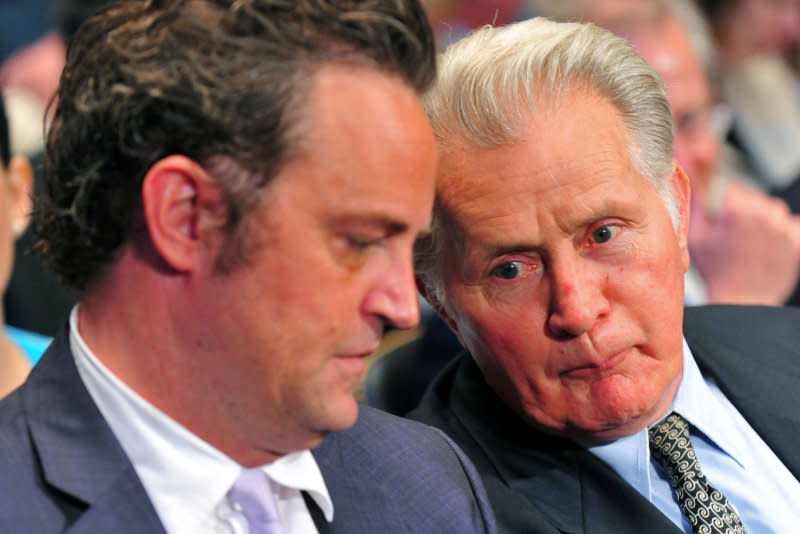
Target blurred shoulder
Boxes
[684,305,800,370]
[319,404,472,465]
[313,404,496,533]
[684,304,800,340]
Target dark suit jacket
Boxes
[0,326,496,533]
[411,305,800,534]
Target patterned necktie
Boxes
[648,412,747,534]
[227,468,283,534]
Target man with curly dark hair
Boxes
[0,1,496,532]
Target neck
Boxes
[78,248,287,466]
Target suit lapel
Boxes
[64,467,166,534]
[576,458,681,534]
[452,356,681,534]
[685,314,800,479]
[310,433,405,533]
[23,328,165,533]
[491,438,679,534]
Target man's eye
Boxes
[491,261,524,280]
[347,236,381,250]
[591,225,617,244]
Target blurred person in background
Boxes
[621,0,800,304]
[1,0,112,336]
[0,0,113,117]
[423,0,537,47]
[698,0,800,67]
[695,0,800,195]
[0,91,49,397]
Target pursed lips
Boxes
[558,347,633,380]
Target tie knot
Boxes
[649,411,692,458]
[227,468,282,534]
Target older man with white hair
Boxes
[411,17,800,533]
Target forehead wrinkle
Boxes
[438,101,639,243]
[442,152,619,252]
[440,154,539,224]
[525,144,626,232]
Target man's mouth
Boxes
[560,347,632,379]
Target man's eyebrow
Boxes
[481,241,541,259]
[545,198,632,236]
[333,213,409,234]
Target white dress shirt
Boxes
[69,306,334,534]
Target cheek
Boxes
[461,308,554,393]
[620,230,684,288]
[459,299,544,358]
[606,241,685,354]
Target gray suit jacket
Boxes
[0,326,496,533]
[411,305,800,533]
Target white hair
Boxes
[415,17,675,308]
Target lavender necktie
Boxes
[227,468,283,534]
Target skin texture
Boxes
[79,65,437,466]
[435,88,690,441]
[628,14,800,305]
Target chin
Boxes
[315,394,361,435]
[581,404,662,440]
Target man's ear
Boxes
[671,160,691,273]
[141,155,227,273]
[6,155,33,238]
[415,274,459,334]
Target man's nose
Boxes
[691,129,720,185]
[362,256,421,330]
[546,258,609,338]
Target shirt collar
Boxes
[69,305,334,529]
[265,449,334,521]
[582,338,747,497]
[669,337,747,468]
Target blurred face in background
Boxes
[627,16,720,198]
[720,0,800,59]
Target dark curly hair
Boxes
[36,0,436,292]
